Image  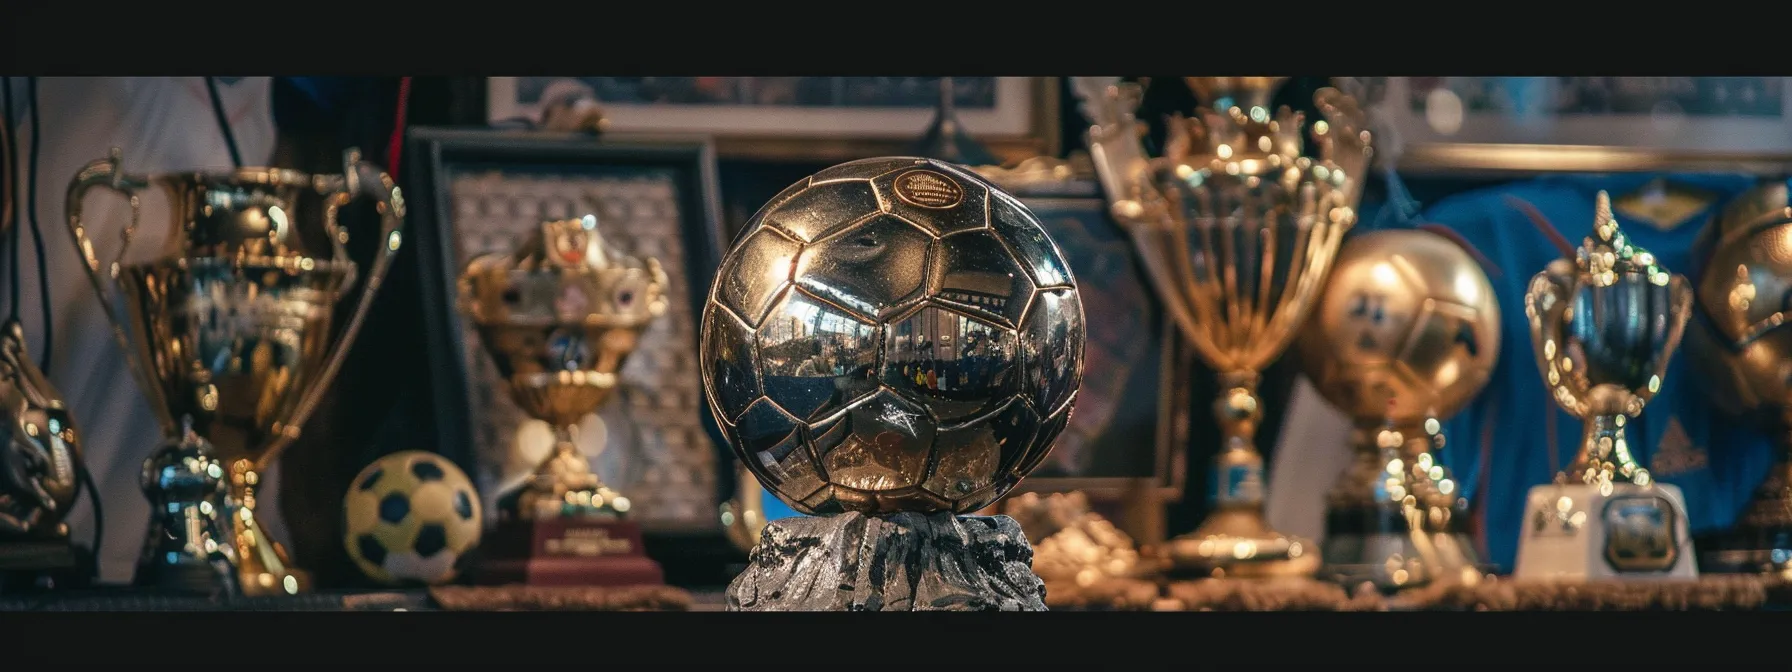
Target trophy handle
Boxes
[266,148,406,467]
[63,149,175,433]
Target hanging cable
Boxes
[3,77,18,325]
[204,77,243,169]
[385,76,413,180]
[26,77,51,372]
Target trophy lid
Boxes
[1580,191,1673,288]
[1162,77,1371,184]
[461,214,668,328]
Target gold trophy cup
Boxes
[1087,77,1371,577]
[1684,180,1792,575]
[1512,191,1698,581]
[65,149,405,595]
[460,215,670,586]
[1296,228,1499,591]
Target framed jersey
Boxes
[1351,77,1792,174]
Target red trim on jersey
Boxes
[386,77,412,179]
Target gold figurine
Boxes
[1512,191,1698,581]
[65,149,405,596]
[1088,77,1372,578]
[1296,228,1499,590]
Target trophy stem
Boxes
[225,459,309,597]
[1163,370,1318,578]
[133,426,237,595]
[1565,413,1647,487]
[513,423,628,520]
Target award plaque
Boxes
[461,215,670,587]
[1511,192,1698,581]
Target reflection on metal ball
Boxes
[700,157,1086,515]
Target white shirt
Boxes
[7,77,283,583]
[1265,378,1353,544]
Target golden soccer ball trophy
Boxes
[1296,228,1499,591]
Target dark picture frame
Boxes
[404,128,730,537]
[987,178,1186,502]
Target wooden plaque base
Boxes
[475,516,664,587]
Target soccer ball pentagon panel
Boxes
[700,157,1086,516]
[343,450,484,585]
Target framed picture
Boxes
[405,128,728,533]
[487,77,1060,164]
[1361,77,1792,173]
[974,169,1186,501]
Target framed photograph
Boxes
[1361,77,1792,173]
[976,173,1185,501]
[405,128,728,533]
[487,77,1060,164]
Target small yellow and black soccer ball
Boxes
[343,450,483,585]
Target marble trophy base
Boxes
[0,540,92,594]
[727,511,1047,611]
[477,515,664,587]
[1320,506,1490,592]
[1513,482,1697,581]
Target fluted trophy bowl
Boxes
[460,215,668,521]
[1684,179,1792,574]
[65,148,405,596]
[1087,77,1372,578]
[1526,192,1691,486]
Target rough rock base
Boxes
[726,512,1047,611]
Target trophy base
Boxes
[1164,509,1320,579]
[1695,527,1792,575]
[727,511,1046,611]
[475,515,664,587]
[0,540,92,594]
[1513,482,1698,581]
[1319,506,1492,592]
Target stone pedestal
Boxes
[726,512,1046,611]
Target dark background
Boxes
[271,76,1511,587]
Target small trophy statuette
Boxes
[461,214,671,586]
[0,319,92,592]
[1087,76,1371,578]
[65,148,406,596]
[704,157,1084,611]
[1512,191,1698,581]
[1296,228,1500,591]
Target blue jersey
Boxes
[1375,172,1778,572]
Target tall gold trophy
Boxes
[1087,77,1371,577]
[1512,192,1697,581]
[65,149,405,595]
[460,215,671,586]
[1684,180,1792,575]
[1296,229,1499,590]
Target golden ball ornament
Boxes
[1685,185,1792,414]
[343,450,483,585]
[1297,228,1501,422]
[699,157,1086,516]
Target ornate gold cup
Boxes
[1512,191,1698,580]
[1087,77,1371,577]
[458,215,668,522]
[1296,229,1499,590]
[1684,180,1792,575]
[65,149,405,595]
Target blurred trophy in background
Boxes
[1513,191,1697,581]
[1684,179,1792,575]
[0,319,90,592]
[1087,77,1372,578]
[461,215,670,586]
[1296,228,1499,591]
[65,149,404,596]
